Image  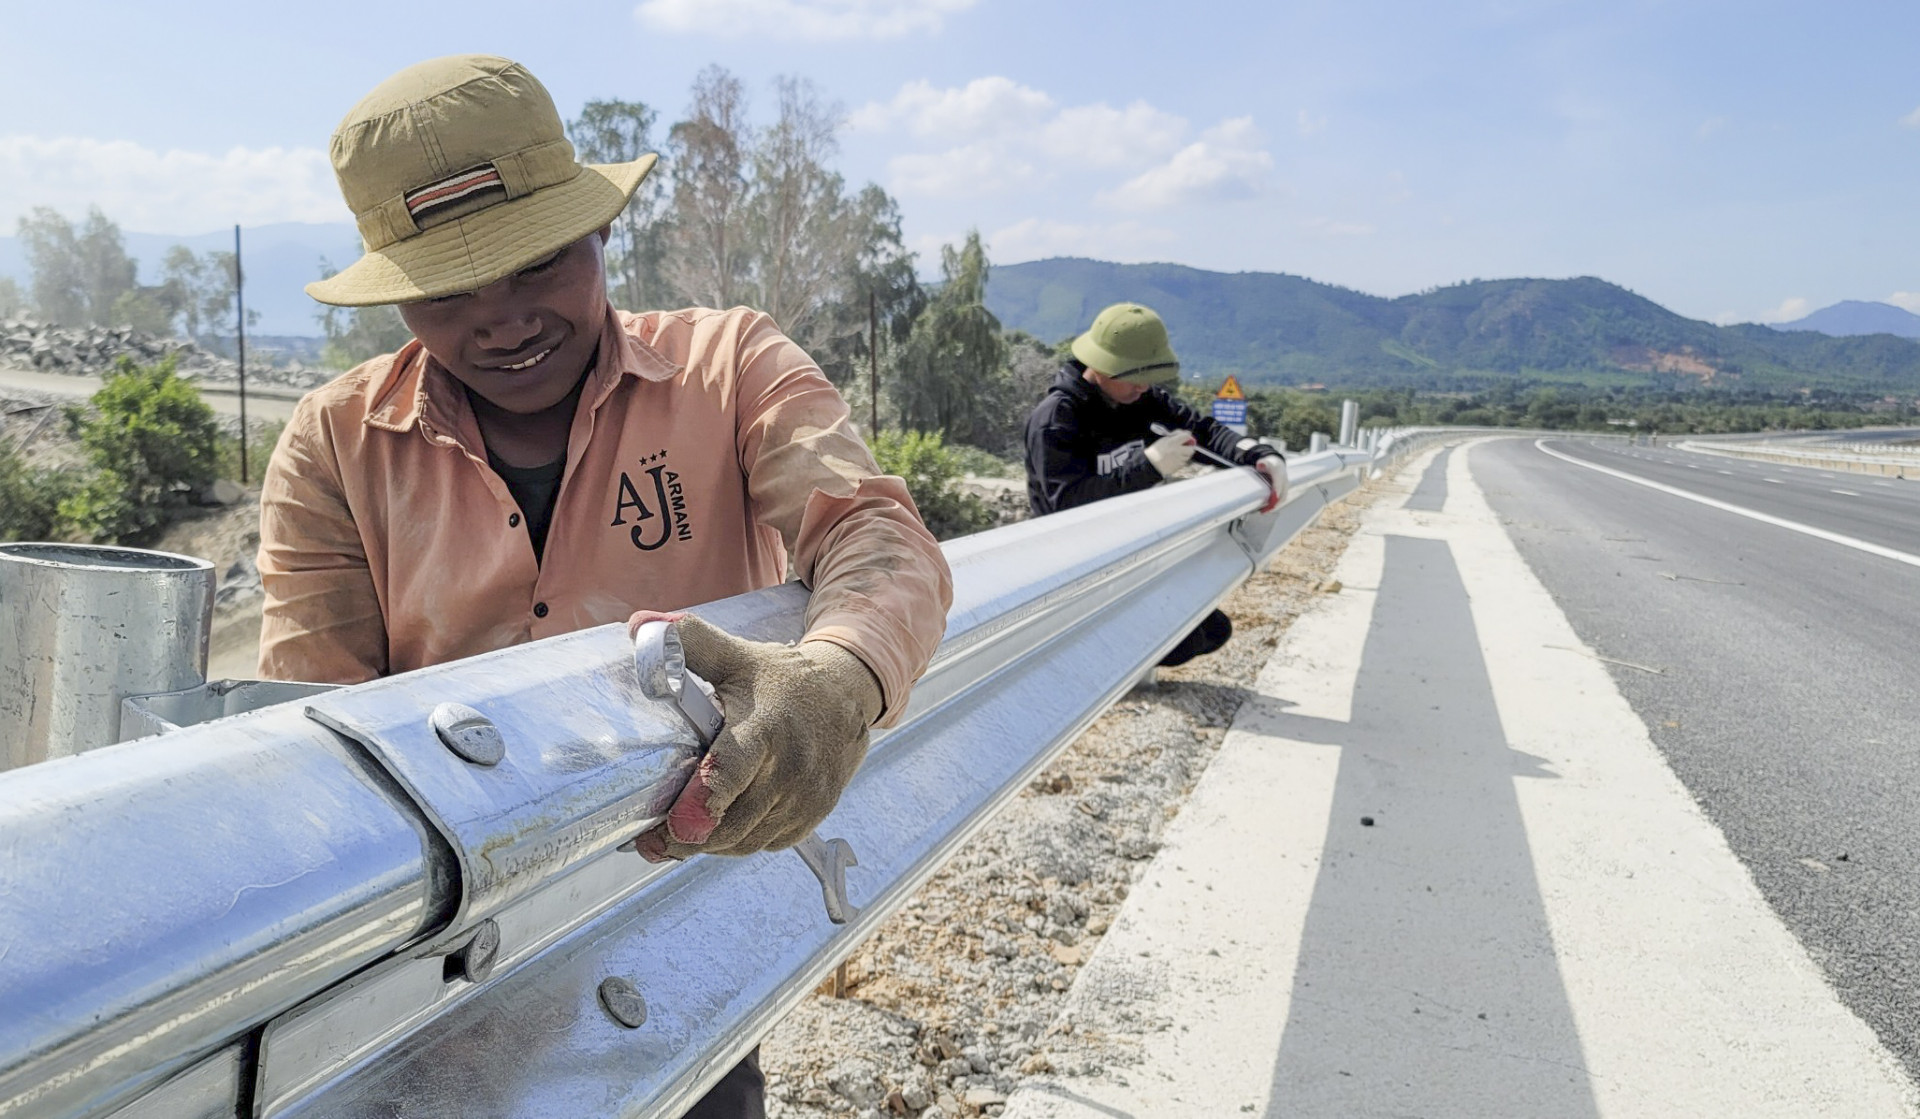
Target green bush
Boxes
[0,439,77,542]
[870,429,995,542]
[56,356,221,544]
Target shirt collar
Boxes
[361,306,684,435]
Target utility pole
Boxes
[234,224,249,485]
[868,290,879,437]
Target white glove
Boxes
[1144,430,1198,477]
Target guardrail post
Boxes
[0,544,214,772]
[1310,432,1330,454]
[1338,400,1359,447]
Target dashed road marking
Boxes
[1536,440,1920,571]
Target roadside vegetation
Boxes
[0,357,252,545]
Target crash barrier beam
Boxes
[1678,439,1920,479]
[0,446,1383,1119]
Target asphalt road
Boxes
[1472,436,1920,1078]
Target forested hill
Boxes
[983,258,1920,393]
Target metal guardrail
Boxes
[1678,439,1920,479]
[0,440,1402,1119]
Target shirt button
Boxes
[533,602,549,619]
[508,513,521,528]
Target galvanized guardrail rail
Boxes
[1678,438,1920,479]
[0,429,1438,1118]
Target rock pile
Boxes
[0,319,329,390]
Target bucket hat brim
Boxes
[305,155,656,307]
[1071,331,1181,387]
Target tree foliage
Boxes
[568,98,668,312]
[56,357,222,543]
[160,245,255,346]
[868,428,994,541]
[0,436,75,542]
[315,259,414,369]
[664,66,754,309]
[893,231,1007,446]
[19,206,144,328]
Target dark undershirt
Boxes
[487,448,565,565]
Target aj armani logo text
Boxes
[609,450,695,551]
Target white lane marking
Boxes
[1008,441,1918,1119]
[1874,482,1894,487]
[1452,443,1916,1115]
[1765,478,1785,485]
[1834,489,1862,497]
[1536,440,1920,570]
[1718,470,1734,475]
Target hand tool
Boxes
[632,619,859,925]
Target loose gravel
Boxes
[760,483,1382,1118]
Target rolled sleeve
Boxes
[256,400,389,684]
[730,311,952,724]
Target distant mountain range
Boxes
[0,221,362,338]
[984,258,1920,393]
[1771,300,1920,340]
[6,225,1918,394]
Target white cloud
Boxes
[857,78,1272,209]
[1098,118,1274,211]
[852,77,1056,140]
[889,143,1042,198]
[1296,109,1327,137]
[0,135,345,232]
[635,0,975,40]
[983,218,1176,262]
[1743,296,1810,324]
[1901,106,1920,129]
[1696,116,1726,140]
[1885,292,1920,313]
[1042,102,1187,169]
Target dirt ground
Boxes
[757,476,1389,1119]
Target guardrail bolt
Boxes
[429,702,505,766]
[448,919,501,984]
[598,976,649,1028]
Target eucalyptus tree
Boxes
[567,98,668,312]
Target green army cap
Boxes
[306,54,657,306]
[1071,302,1181,386]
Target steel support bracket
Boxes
[301,625,704,936]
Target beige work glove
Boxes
[629,614,883,861]
[1144,429,1198,477]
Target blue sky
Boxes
[3,0,1917,326]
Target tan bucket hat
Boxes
[306,54,657,307]
[1071,302,1181,386]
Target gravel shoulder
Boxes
[759,477,1387,1119]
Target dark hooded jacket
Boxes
[1024,361,1276,517]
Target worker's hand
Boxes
[1144,429,1198,477]
[626,613,883,861]
[1254,454,1287,513]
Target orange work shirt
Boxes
[256,305,951,724]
